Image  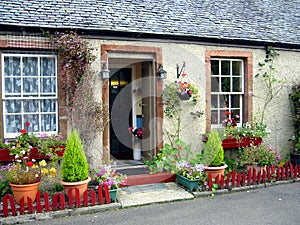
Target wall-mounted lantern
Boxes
[157,64,167,79]
[101,62,110,79]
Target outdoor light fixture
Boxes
[157,64,167,79]
[101,62,110,79]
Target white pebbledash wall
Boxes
[87,39,300,166]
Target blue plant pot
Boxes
[176,174,199,192]
[108,189,118,202]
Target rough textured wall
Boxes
[78,38,300,164]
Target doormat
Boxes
[118,182,194,207]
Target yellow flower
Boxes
[41,168,49,175]
[49,167,57,177]
[32,164,38,169]
[39,160,47,167]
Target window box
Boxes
[0,146,65,162]
[222,137,262,149]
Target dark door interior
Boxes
[109,68,132,160]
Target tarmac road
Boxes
[19,182,300,225]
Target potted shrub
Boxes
[0,159,56,204]
[92,162,127,202]
[60,129,91,200]
[238,143,281,173]
[202,131,227,178]
[289,83,300,165]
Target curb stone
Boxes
[0,203,121,225]
[192,178,300,198]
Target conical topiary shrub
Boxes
[60,129,90,199]
[203,131,227,178]
[61,129,89,182]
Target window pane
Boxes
[232,77,242,92]
[23,78,38,94]
[220,94,229,108]
[4,78,21,94]
[6,115,22,133]
[40,57,56,76]
[41,99,56,112]
[24,114,40,132]
[232,61,242,75]
[220,110,228,124]
[211,60,219,75]
[41,78,56,93]
[221,61,230,75]
[23,99,39,113]
[221,77,230,92]
[41,114,56,132]
[5,100,21,113]
[231,95,241,108]
[211,95,218,108]
[211,110,218,125]
[23,57,38,76]
[4,56,21,76]
[211,77,219,92]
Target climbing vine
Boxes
[255,46,285,123]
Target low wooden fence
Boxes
[1,185,112,218]
[206,163,300,191]
[1,163,299,218]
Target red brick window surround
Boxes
[205,50,253,133]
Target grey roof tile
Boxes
[0,0,299,46]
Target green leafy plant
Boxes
[223,120,269,140]
[146,139,195,174]
[0,180,12,201]
[289,83,300,153]
[238,143,281,167]
[203,131,224,167]
[61,129,89,182]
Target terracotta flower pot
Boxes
[60,177,91,200]
[9,181,40,205]
[204,164,228,179]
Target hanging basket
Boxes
[177,92,191,101]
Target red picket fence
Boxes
[206,163,300,191]
[1,185,112,218]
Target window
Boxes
[2,54,58,138]
[210,58,244,127]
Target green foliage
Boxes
[223,120,269,140]
[53,182,64,192]
[238,143,280,167]
[145,139,194,174]
[203,131,224,167]
[61,129,89,182]
[289,83,300,153]
[0,180,12,201]
[255,46,285,123]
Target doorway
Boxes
[109,68,132,160]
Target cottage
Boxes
[0,0,299,172]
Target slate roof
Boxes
[0,0,299,47]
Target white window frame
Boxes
[210,58,244,128]
[1,53,58,139]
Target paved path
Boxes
[18,182,300,225]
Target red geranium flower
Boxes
[26,161,34,167]
[20,129,27,134]
[226,111,231,115]
[26,121,31,127]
